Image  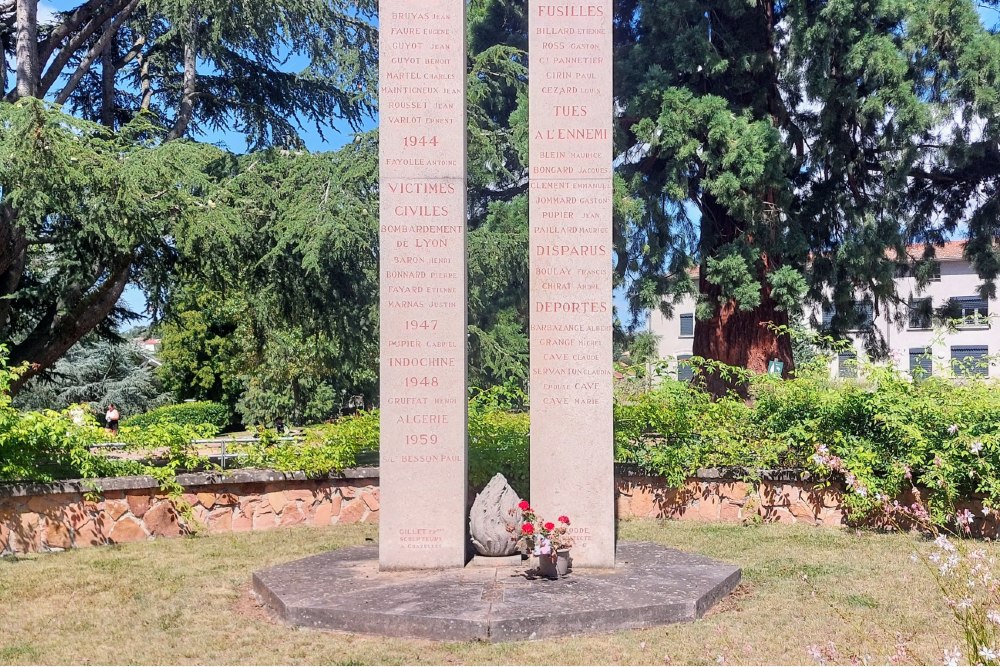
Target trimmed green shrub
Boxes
[467,385,529,495]
[237,410,379,476]
[469,407,530,497]
[233,385,532,493]
[122,401,231,430]
[0,404,137,482]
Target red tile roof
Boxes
[904,240,967,261]
[686,241,971,273]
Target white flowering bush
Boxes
[885,493,1000,667]
[915,533,1000,666]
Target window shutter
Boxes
[909,348,932,377]
[838,352,857,378]
[679,313,694,337]
[951,346,989,377]
[677,355,694,382]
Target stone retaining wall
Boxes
[0,467,843,556]
[616,468,847,527]
[0,468,380,556]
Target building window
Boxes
[677,355,694,382]
[821,305,834,329]
[838,352,858,378]
[822,301,873,331]
[950,296,989,327]
[908,297,932,330]
[929,262,942,282]
[909,348,932,378]
[906,260,942,283]
[679,313,694,338]
[952,346,989,377]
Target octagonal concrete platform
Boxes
[252,542,741,642]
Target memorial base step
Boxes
[252,541,741,642]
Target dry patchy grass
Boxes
[0,519,969,665]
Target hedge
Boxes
[121,401,231,430]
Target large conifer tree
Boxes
[0,0,377,390]
[614,0,1000,393]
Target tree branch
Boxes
[114,32,144,68]
[53,0,137,106]
[38,0,108,65]
[479,181,528,201]
[9,252,133,392]
[37,0,129,98]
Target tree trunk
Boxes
[166,12,198,141]
[138,52,152,110]
[0,205,27,335]
[0,23,8,94]
[14,0,39,98]
[101,32,117,126]
[692,194,793,398]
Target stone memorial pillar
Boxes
[528,0,615,568]
[378,0,468,570]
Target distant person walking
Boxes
[105,404,120,436]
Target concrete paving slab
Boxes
[252,541,741,642]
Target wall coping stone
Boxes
[0,464,820,499]
[614,463,815,483]
[0,466,381,498]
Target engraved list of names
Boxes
[528,0,615,568]
[378,0,468,570]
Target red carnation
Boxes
[518,500,531,511]
[521,522,534,534]
[544,522,555,531]
[558,515,570,524]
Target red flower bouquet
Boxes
[515,502,574,560]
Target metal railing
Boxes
[89,435,304,470]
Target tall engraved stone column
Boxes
[529,0,615,568]
[379,0,467,570]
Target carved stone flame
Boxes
[469,473,522,556]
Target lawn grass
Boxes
[0,519,966,665]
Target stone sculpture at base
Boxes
[469,473,522,556]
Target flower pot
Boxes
[556,550,571,577]
[537,550,571,579]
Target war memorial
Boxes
[253,0,740,640]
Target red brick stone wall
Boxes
[0,476,379,556]
[1,469,849,556]
[615,475,847,527]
